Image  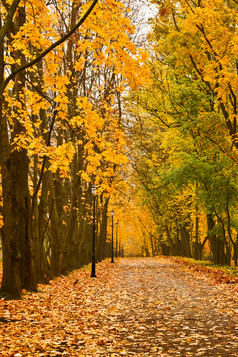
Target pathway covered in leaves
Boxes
[0,257,238,356]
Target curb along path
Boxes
[0,257,237,356]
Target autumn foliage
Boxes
[0,0,149,298]
[126,0,238,264]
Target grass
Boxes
[182,257,238,277]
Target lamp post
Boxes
[115,222,118,258]
[91,184,97,277]
[111,210,114,263]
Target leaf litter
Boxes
[0,257,237,356]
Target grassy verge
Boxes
[169,256,238,285]
[183,257,238,277]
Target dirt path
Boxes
[0,257,237,356]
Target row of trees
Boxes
[0,0,149,298]
[127,0,238,265]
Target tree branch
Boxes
[0,0,99,96]
[0,0,21,43]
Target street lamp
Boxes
[115,222,118,258]
[111,210,114,263]
[91,184,97,277]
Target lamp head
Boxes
[91,184,97,195]
[111,210,114,216]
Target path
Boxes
[0,257,237,356]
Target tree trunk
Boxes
[1,149,22,298]
[207,213,220,264]
[194,205,199,260]
[0,1,36,298]
[180,225,192,258]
